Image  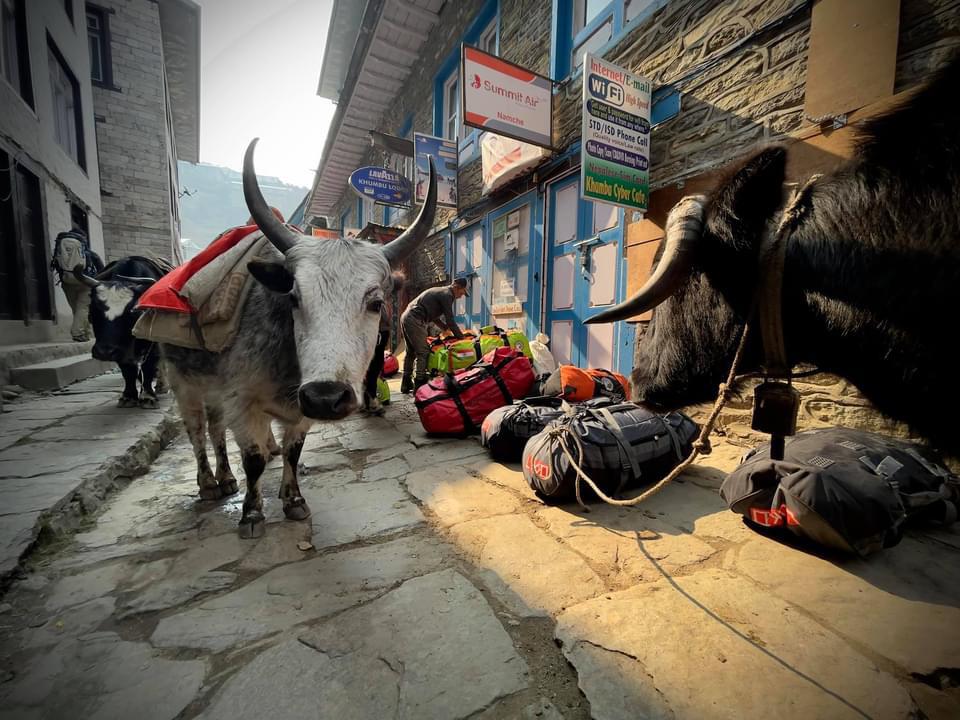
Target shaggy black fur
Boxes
[634,55,960,452]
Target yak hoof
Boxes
[218,477,239,496]
[238,512,265,539]
[283,498,311,521]
[268,443,282,457]
[198,484,223,501]
[118,396,139,408]
[138,395,159,409]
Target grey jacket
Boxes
[402,286,463,338]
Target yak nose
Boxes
[92,343,116,362]
[298,381,357,420]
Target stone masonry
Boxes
[92,0,181,264]
[0,381,957,719]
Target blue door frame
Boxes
[451,219,488,330]
[545,172,635,375]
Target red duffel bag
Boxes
[415,346,535,435]
[382,352,399,377]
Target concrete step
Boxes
[9,354,114,391]
[0,341,95,385]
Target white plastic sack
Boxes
[529,332,557,377]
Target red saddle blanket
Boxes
[138,225,258,313]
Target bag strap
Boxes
[485,356,514,406]
[442,373,476,432]
[591,407,641,492]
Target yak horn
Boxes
[586,195,707,324]
[72,267,101,289]
[243,138,298,254]
[383,156,437,268]
[114,275,157,286]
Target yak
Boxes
[589,55,960,453]
[160,139,437,538]
[74,257,171,409]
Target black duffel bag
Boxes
[720,427,959,556]
[522,399,699,502]
[481,397,567,462]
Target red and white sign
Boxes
[462,45,553,149]
[481,132,551,195]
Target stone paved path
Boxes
[0,381,958,719]
[0,373,176,581]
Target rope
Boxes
[547,321,753,511]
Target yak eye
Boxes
[366,299,383,314]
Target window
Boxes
[64,0,74,24]
[1,0,33,108]
[478,18,497,55]
[86,5,113,87]
[552,0,659,79]
[442,72,460,141]
[48,39,86,170]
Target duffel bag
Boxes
[382,352,399,377]
[415,346,535,435]
[542,365,631,402]
[720,427,959,556]
[523,400,699,502]
[479,325,532,360]
[481,397,567,462]
[377,377,391,405]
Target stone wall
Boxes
[92,0,178,264]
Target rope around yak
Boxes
[545,321,753,511]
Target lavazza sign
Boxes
[580,53,652,213]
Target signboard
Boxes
[580,53,652,213]
[348,166,411,206]
[480,132,551,195]
[462,45,553,149]
[415,133,458,208]
[311,227,339,239]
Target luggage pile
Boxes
[427,326,533,375]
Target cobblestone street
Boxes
[0,378,957,719]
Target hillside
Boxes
[177,161,308,259]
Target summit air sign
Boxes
[580,53,652,213]
[462,45,553,149]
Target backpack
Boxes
[720,427,959,556]
[51,230,103,281]
[481,397,567,462]
[522,399,699,502]
[541,365,631,402]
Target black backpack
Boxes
[522,399,699,502]
[720,427,959,556]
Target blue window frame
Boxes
[432,0,499,164]
[551,0,665,81]
[340,208,350,231]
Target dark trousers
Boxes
[365,330,390,402]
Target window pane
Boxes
[2,1,21,92]
[626,0,656,22]
[593,201,618,233]
[572,18,611,69]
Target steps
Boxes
[9,354,114,391]
[1,342,113,392]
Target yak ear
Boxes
[248,260,294,293]
[706,146,787,250]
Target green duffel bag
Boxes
[480,325,532,359]
[377,376,391,405]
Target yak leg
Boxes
[267,426,282,456]
[279,420,311,521]
[236,413,272,539]
[118,363,140,407]
[207,401,238,496]
[138,348,160,409]
[172,387,219,500]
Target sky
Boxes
[193,0,336,188]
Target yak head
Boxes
[74,271,155,364]
[587,146,788,409]
[242,138,436,421]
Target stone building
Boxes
[88,0,200,265]
[306,0,956,386]
[1,0,105,345]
